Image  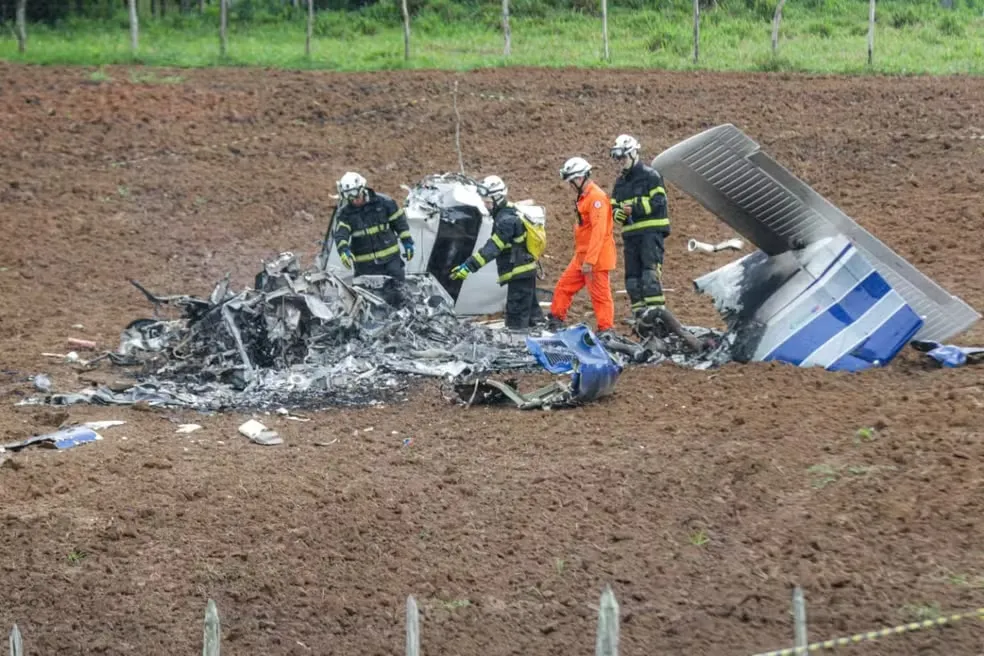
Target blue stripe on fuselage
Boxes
[764,271,892,366]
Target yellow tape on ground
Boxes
[751,608,984,656]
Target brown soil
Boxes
[1,63,984,655]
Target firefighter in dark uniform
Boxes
[333,171,415,281]
[449,175,544,330]
[609,134,670,321]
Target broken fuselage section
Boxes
[652,124,980,373]
[319,172,548,317]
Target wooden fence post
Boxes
[9,625,24,656]
[793,586,807,654]
[401,0,411,60]
[692,0,700,64]
[867,0,875,65]
[305,0,313,57]
[128,0,139,54]
[502,0,511,56]
[406,595,420,656]
[771,0,787,54]
[600,0,610,61]
[14,0,26,53]
[595,584,619,656]
[203,599,221,656]
[219,0,227,58]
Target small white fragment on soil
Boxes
[176,424,203,434]
[238,419,283,446]
[83,421,126,431]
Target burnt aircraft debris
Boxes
[16,251,727,412]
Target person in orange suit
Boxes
[546,156,617,336]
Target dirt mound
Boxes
[1,62,983,655]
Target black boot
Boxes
[545,313,565,331]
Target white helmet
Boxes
[478,175,507,204]
[560,157,592,182]
[337,171,367,201]
[610,134,640,164]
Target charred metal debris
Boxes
[21,261,729,412]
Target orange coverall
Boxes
[549,179,617,332]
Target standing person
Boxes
[333,171,415,281]
[609,134,670,322]
[545,157,617,336]
[449,175,545,331]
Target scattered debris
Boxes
[687,238,744,253]
[911,340,984,368]
[32,374,52,393]
[42,351,81,363]
[176,424,203,434]
[68,337,98,350]
[16,174,744,414]
[81,420,126,431]
[0,426,102,451]
[276,407,311,422]
[238,419,282,446]
[454,324,623,410]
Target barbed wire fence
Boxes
[6,583,984,655]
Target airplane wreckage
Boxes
[22,126,980,413]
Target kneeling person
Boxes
[450,175,544,330]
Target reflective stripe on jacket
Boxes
[467,203,536,285]
[334,190,411,263]
[611,161,670,236]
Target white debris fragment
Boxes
[176,424,203,434]
[238,419,283,446]
[687,237,745,253]
[82,421,126,430]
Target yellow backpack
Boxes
[514,205,547,260]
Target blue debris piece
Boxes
[0,426,101,452]
[911,340,984,368]
[49,427,101,449]
[525,324,623,403]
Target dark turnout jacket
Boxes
[611,161,670,237]
[466,203,536,285]
[334,190,411,264]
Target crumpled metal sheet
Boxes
[19,252,734,412]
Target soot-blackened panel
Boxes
[427,205,484,302]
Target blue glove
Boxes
[339,248,354,269]
[402,239,415,261]
[450,260,474,281]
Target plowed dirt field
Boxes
[1,63,983,655]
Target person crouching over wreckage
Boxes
[546,157,617,337]
[449,175,546,331]
[333,171,416,285]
